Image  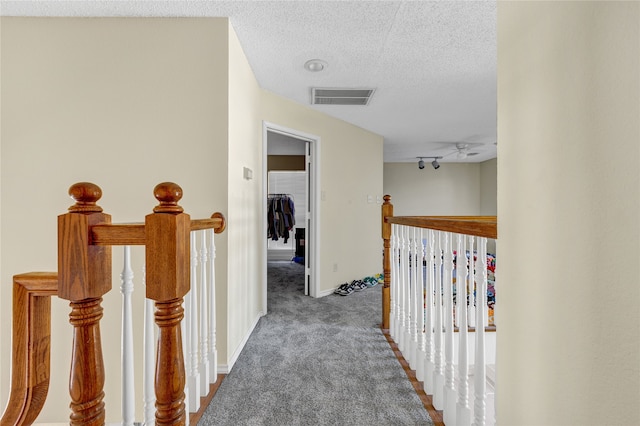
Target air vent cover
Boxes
[311,88,375,106]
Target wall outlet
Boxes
[333,263,338,272]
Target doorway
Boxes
[262,122,320,314]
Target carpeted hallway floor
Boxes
[199,261,433,425]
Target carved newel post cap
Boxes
[153,182,184,213]
[68,182,103,212]
[383,195,391,203]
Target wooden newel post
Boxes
[145,182,190,426]
[58,182,112,425]
[381,195,393,330]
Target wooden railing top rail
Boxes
[384,216,497,240]
[91,214,226,246]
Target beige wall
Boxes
[0,17,230,422]
[497,2,639,424]
[383,162,490,216]
[479,158,497,216]
[261,92,384,290]
[226,24,264,365]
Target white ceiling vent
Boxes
[311,88,375,106]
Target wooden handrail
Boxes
[90,214,226,246]
[1,272,58,426]
[384,216,497,240]
[191,213,226,233]
[90,223,146,245]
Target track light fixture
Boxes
[417,156,442,170]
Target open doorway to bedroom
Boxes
[262,122,320,314]
[267,170,306,261]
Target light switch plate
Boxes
[243,167,253,180]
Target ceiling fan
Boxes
[446,143,482,160]
[423,140,493,162]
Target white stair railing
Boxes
[473,237,488,426]
[388,223,496,426]
[456,235,471,425]
[187,232,201,413]
[443,232,457,425]
[409,228,419,369]
[207,228,218,383]
[120,246,135,426]
[423,229,435,395]
[390,224,398,341]
[198,230,210,394]
[399,226,408,354]
[116,228,219,424]
[415,229,426,383]
[433,231,445,410]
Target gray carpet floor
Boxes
[199,261,433,425]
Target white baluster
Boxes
[423,229,436,394]
[473,237,488,426]
[396,225,403,351]
[389,224,397,340]
[433,231,445,409]
[207,228,218,382]
[457,235,471,426]
[443,232,457,425]
[468,242,477,329]
[142,266,156,426]
[187,232,201,412]
[408,227,418,368]
[415,229,426,383]
[395,226,402,346]
[398,226,407,353]
[414,228,423,371]
[120,246,135,426]
[403,225,411,357]
[199,230,210,396]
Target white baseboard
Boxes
[217,311,265,374]
[318,287,337,298]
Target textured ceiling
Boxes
[1,0,497,163]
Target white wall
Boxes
[261,92,384,291]
[480,158,497,216]
[225,23,264,367]
[0,17,230,422]
[383,162,489,216]
[497,2,639,424]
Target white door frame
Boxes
[262,121,321,314]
